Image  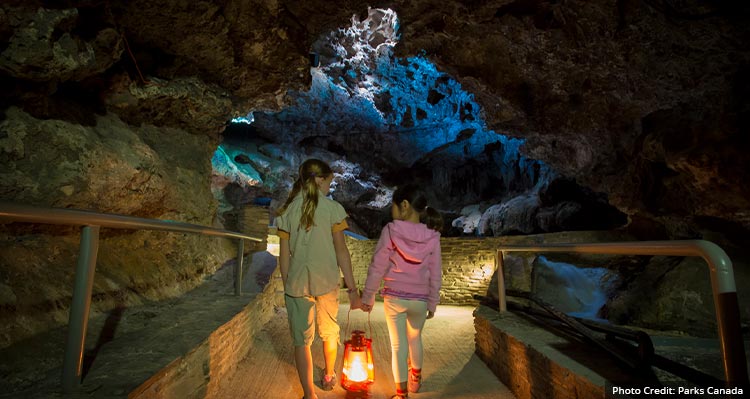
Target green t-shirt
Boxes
[275,192,348,297]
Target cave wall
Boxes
[0,0,372,348]
[244,1,749,239]
[390,0,750,237]
[0,107,239,348]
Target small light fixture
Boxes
[341,329,374,395]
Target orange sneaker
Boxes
[408,368,422,393]
[321,372,336,391]
[391,388,408,399]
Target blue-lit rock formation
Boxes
[226,8,625,237]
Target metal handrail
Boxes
[494,240,748,385]
[0,201,263,392]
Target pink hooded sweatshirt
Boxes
[362,220,442,312]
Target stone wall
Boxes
[346,236,500,305]
[239,205,271,252]
[474,304,606,399]
[129,273,284,399]
[344,230,633,306]
[128,208,279,399]
[338,228,743,338]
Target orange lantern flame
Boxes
[341,330,374,392]
[346,351,369,382]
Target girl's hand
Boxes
[426,311,435,319]
[348,290,363,310]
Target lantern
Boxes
[341,329,374,396]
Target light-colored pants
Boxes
[384,296,428,383]
[285,289,340,346]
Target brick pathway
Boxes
[215,303,517,399]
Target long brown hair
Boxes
[276,159,333,230]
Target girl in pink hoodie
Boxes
[361,184,443,399]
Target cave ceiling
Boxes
[1,0,749,239]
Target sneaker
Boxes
[408,368,422,393]
[391,387,409,398]
[321,372,336,391]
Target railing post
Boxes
[496,240,748,385]
[62,225,100,392]
[0,201,266,392]
[235,239,244,296]
[496,250,506,313]
[699,241,749,385]
[715,291,747,384]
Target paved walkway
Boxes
[216,303,517,399]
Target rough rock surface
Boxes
[0,107,235,348]
[391,0,750,236]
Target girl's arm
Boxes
[361,226,392,308]
[279,237,290,284]
[426,240,442,314]
[333,230,362,309]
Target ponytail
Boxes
[276,159,333,231]
[422,206,444,233]
[299,176,320,230]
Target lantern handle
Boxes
[345,309,373,338]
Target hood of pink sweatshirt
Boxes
[388,220,440,263]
